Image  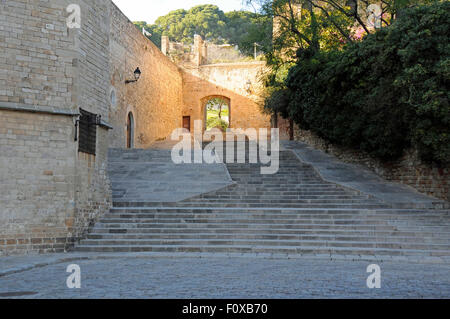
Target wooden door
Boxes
[127,112,134,148]
[183,116,191,132]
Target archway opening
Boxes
[126,112,134,149]
[205,97,230,132]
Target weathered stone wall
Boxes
[160,35,270,132]
[293,128,450,202]
[161,36,254,68]
[182,61,270,131]
[0,0,112,255]
[275,115,294,141]
[0,111,77,254]
[0,0,76,108]
[108,3,183,148]
[72,0,112,244]
[206,44,249,64]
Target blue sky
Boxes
[112,0,255,23]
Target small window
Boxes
[78,109,97,155]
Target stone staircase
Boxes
[76,144,450,261]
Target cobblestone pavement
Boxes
[0,256,449,298]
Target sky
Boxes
[112,0,256,24]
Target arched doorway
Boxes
[203,96,231,132]
[126,112,134,149]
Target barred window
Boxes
[78,109,97,155]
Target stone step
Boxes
[194,191,356,195]
[102,212,449,223]
[228,172,319,176]
[217,186,343,190]
[112,202,390,209]
[97,217,394,226]
[93,223,450,235]
[85,233,450,243]
[78,238,450,251]
[113,195,373,201]
[190,191,357,196]
[179,199,378,204]
[75,244,450,257]
[95,223,450,235]
[107,207,450,216]
[108,207,449,213]
[227,169,317,172]
[226,185,342,189]
[215,188,352,192]
[90,227,450,239]
[91,222,409,232]
[100,214,450,227]
[229,164,321,169]
[111,184,340,189]
[108,158,304,164]
[95,147,450,260]
[230,178,326,181]
[112,194,366,201]
[230,180,330,184]
[227,168,313,172]
[196,195,370,200]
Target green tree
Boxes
[134,21,162,47]
[152,5,227,44]
[257,0,440,131]
[251,0,356,103]
[134,5,271,57]
[283,1,449,164]
[224,11,273,56]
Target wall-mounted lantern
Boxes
[125,67,141,84]
[245,80,252,93]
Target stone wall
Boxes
[0,0,113,255]
[275,115,294,141]
[72,0,112,247]
[108,3,183,148]
[293,128,450,202]
[206,44,249,64]
[0,111,77,254]
[161,36,252,67]
[159,35,271,132]
[182,61,270,131]
[0,0,76,108]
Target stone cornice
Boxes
[0,102,79,117]
[0,102,113,130]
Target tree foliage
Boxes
[223,11,273,56]
[134,21,163,47]
[248,0,359,90]
[272,1,449,164]
[135,5,272,57]
[248,0,438,89]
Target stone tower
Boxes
[194,34,208,66]
[161,36,170,56]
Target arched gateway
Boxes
[202,95,231,132]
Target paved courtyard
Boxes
[0,254,449,299]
